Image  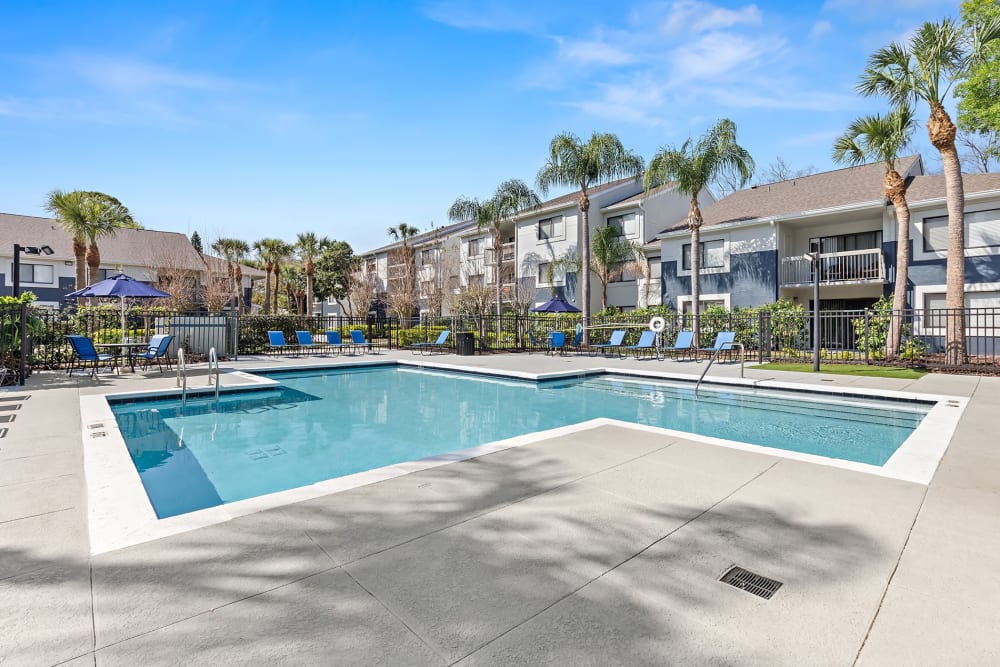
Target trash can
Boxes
[456,332,475,356]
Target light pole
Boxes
[806,250,821,372]
[12,244,54,386]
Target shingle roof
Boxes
[364,219,477,256]
[202,253,266,279]
[601,182,678,210]
[0,212,207,271]
[658,155,922,234]
[533,176,639,212]
[905,172,1000,203]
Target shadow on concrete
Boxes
[0,440,892,665]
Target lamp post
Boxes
[806,250,821,372]
[11,244,54,385]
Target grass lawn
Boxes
[755,362,928,379]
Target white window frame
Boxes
[13,262,54,285]
[467,237,485,258]
[913,282,1000,335]
[676,236,730,276]
[607,212,639,239]
[536,215,565,243]
[676,292,731,313]
[913,205,1000,261]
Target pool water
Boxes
[110,366,931,518]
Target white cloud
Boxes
[659,0,762,35]
[66,54,240,94]
[555,37,635,66]
[668,32,780,85]
[811,20,833,38]
[421,1,546,33]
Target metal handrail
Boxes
[176,348,188,408]
[695,343,744,396]
[207,346,220,404]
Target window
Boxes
[15,263,54,284]
[611,262,638,282]
[467,238,484,257]
[923,209,1000,253]
[537,216,564,241]
[420,248,438,264]
[366,260,376,275]
[681,298,725,314]
[537,262,550,285]
[809,231,882,254]
[98,268,119,281]
[467,273,484,288]
[607,213,638,238]
[924,291,1000,329]
[681,240,725,270]
[420,280,436,296]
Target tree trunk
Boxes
[306,257,314,316]
[579,190,591,345]
[688,197,702,347]
[73,237,87,292]
[493,228,503,341]
[86,242,101,306]
[601,275,608,310]
[235,265,244,313]
[929,103,966,364]
[885,169,910,359]
[263,262,272,315]
[273,265,281,313]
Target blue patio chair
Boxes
[139,334,174,372]
[619,330,658,359]
[548,331,566,355]
[267,331,297,356]
[296,331,325,355]
[66,335,118,378]
[698,331,736,360]
[325,331,350,355]
[665,330,695,360]
[526,332,549,354]
[591,330,626,356]
[410,330,451,355]
[566,329,585,354]
[349,329,375,354]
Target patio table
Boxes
[95,342,149,373]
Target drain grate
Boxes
[720,566,782,599]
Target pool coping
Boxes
[79,361,967,555]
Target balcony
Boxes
[780,249,886,287]
[485,242,515,265]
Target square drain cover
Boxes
[720,566,782,599]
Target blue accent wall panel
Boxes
[660,249,778,308]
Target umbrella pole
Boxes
[121,297,127,345]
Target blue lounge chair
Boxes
[526,332,549,354]
[349,329,375,354]
[66,335,117,377]
[591,330,626,356]
[267,331,297,356]
[410,330,451,355]
[138,334,174,372]
[665,330,695,359]
[325,331,350,355]
[296,331,325,355]
[698,331,736,360]
[619,330,657,358]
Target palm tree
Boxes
[211,238,250,312]
[270,240,294,314]
[537,133,644,343]
[253,240,273,314]
[449,179,541,324]
[591,225,639,310]
[44,190,91,291]
[645,119,754,344]
[833,105,918,358]
[296,232,332,316]
[858,17,1000,364]
[387,223,420,316]
[84,198,131,287]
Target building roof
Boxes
[364,219,478,256]
[601,182,678,211]
[202,253,266,279]
[904,172,1000,204]
[530,176,640,214]
[0,212,207,271]
[658,155,923,234]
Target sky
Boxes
[0,0,962,255]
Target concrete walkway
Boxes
[0,351,996,665]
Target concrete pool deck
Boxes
[1,351,997,665]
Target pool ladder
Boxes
[175,347,221,409]
[695,343,745,396]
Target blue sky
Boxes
[0,0,960,254]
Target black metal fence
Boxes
[4,305,998,376]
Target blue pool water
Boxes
[110,366,931,518]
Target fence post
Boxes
[18,303,28,386]
[864,309,870,366]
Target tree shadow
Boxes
[1,438,905,666]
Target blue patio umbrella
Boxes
[66,273,172,344]
[532,295,581,329]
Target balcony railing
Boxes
[485,242,515,265]
[780,248,885,286]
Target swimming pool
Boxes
[109,365,931,519]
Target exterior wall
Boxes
[515,205,581,307]
[660,223,777,309]
[0,259,166,307]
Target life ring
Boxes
[649,316,666,333]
